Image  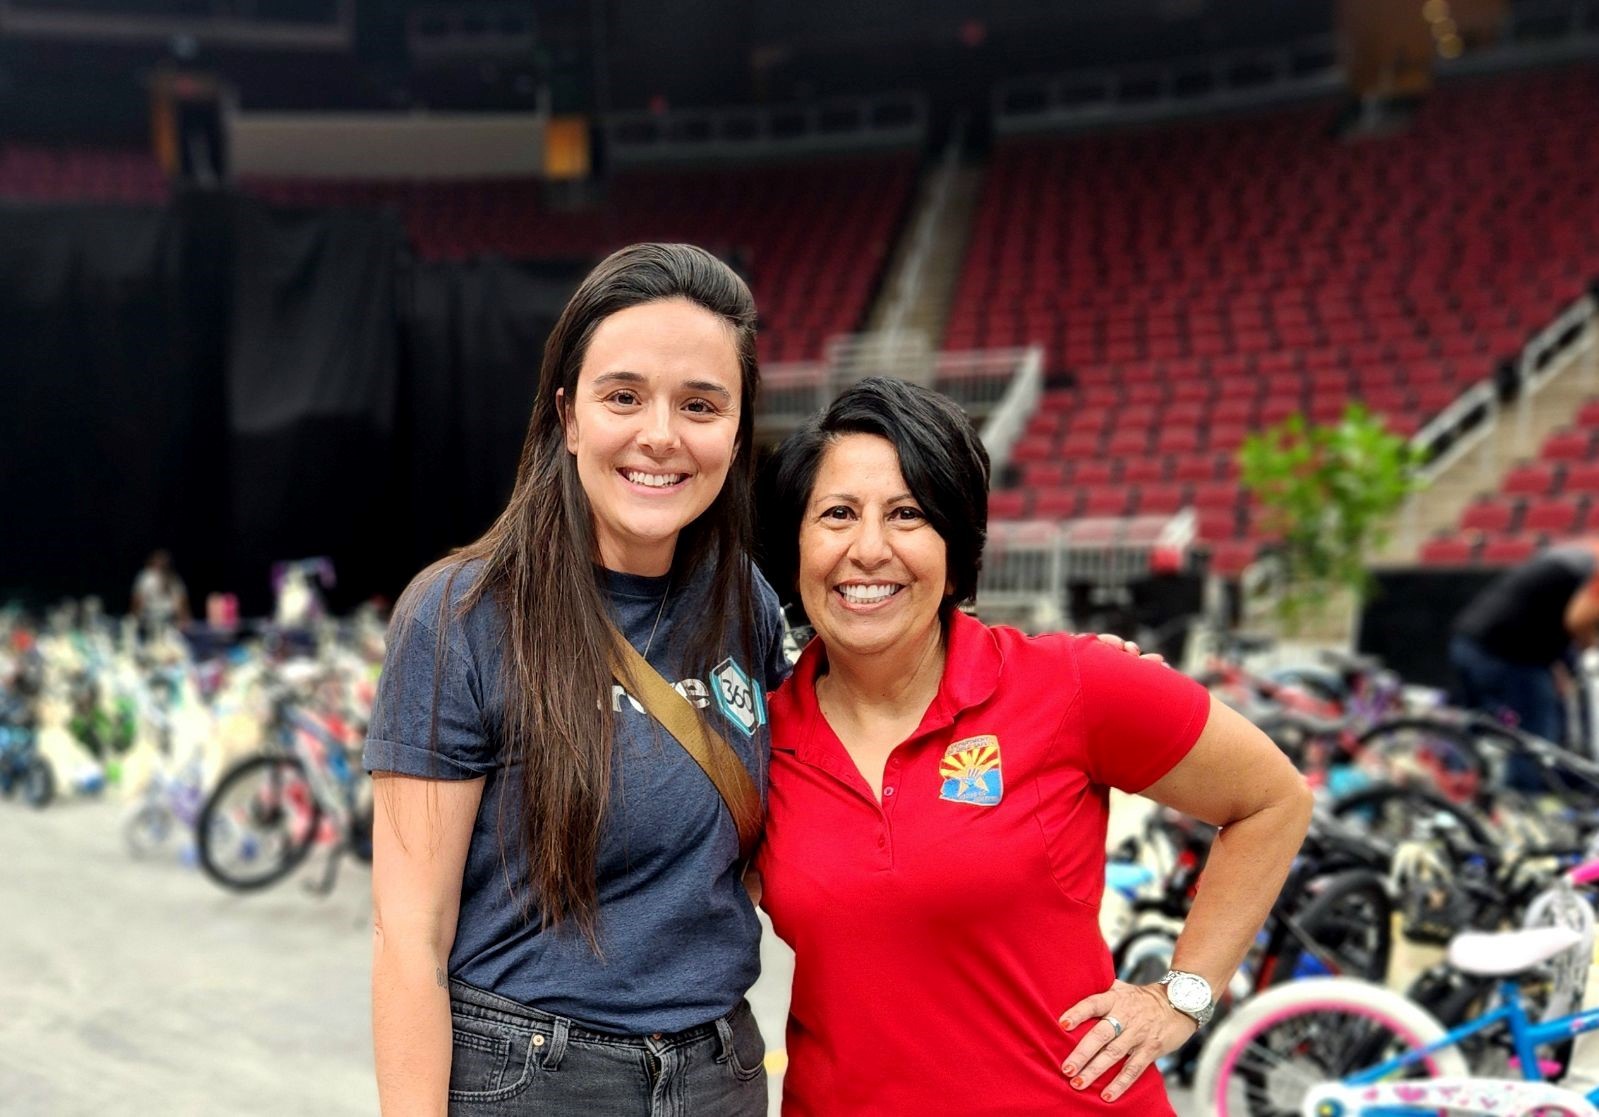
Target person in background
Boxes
[130,549,190,639]
[756,377,1313,1115]
[1450,537,1599,779]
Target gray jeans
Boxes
[447,980,768,1117]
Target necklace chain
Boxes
[641,575,672,660]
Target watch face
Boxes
[1166,973,1211,1012]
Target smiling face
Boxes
[798,433,952,665]
[560,298,743,576]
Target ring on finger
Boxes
[1103,1013,1124,1040]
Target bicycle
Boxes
[1193,860,1599,1117]
[0,703,52,808]
[195,677,372,894]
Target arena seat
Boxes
[1479,534,1541,566]
[1420,534,1480,566]
[1503,462,1559,496]
[242,152,915,362]
[1542,428,1597,461]
[1461,497,1521,535]
[0,143,169,204]
[972,67,1599,574]
[1444,394,1599,563]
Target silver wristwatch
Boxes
[1158,970,1215,1027]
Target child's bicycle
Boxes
[194,675,372,895]
[1193,859,1599,1117]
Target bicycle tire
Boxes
[123,802,172,858]
[1329,782,1495,853]
[22,755,53,809]
[196,754,322,892]
[1354,717,1485,804]
[1192,976,1467,1117]
[1113,926,1177,985]
[1276,869,1393,985]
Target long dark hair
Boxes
[397,243,761,946]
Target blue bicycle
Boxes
[1194,861,1599,1116]
[0,694,52,808]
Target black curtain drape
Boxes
[0,193,584,614]
[225,199,405,613]
[0,201,229,608]
[395,258,580,587]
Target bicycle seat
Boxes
[1447,925,1584,977]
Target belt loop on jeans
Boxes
[713,1014,737,1065]
[539,1015,570,1070]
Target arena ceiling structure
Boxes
[0,0,1334,140]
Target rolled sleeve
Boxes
[364,596,496,779]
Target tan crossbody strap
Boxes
[607,626,762,861]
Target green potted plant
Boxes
[1238,403,1424,638]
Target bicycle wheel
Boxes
[1192,977,1468,1117]
[196,755,322,891]
[1114,926,1177,986]
[1329,783,1495,854]
[123,801,172,858]
[1355,718,1485,805]
[21,755,53,808]
[1277,870,1393,985]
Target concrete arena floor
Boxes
[0,797,1199,1116]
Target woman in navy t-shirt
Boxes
[366,244,788,1116]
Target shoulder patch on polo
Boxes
[938,734,1002,806]
[711,657,764,737]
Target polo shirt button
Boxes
[877,835,886,847]
[883,786,895,796]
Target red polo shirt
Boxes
[759,611,1211,1116]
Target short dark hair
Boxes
[761,376,989,622]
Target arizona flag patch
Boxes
[938,735,1002,806]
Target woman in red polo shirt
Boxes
[757,377,1313,1115]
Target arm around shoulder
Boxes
[371,772,484,1117]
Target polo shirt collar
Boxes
[775,610,1004,760]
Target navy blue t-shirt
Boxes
[364,558,789,1035]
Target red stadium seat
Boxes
[1121,458,1168,484]
[1522,496,1584,536]
[1503,462,1559,496]
[1479,535,1539,566]
[1133,483,1189,516]
[1419,535,1479,566]
[1542,428,1596,462]
[1080,486,1132,518]
[1460,497,1520,534]
[988,490,1030,519]
[1033,489,1080,519]
[1564,461,1599,494]
[1209,541,1260,577]
[1074,461,1118,487]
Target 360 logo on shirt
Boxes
[938,735,1003,806]
[711,657,765,737]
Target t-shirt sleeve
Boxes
[363,605,496,780]
[1067,634,1212,793]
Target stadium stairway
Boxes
[864,160,986,345]
[1384,336,1597,563]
